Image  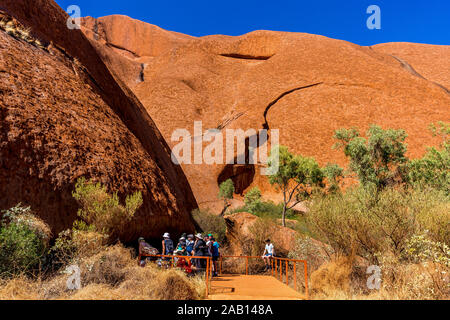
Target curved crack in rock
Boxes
[220,53,274,60]
[262,82,323,130]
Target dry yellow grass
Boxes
[0,244,206,300]
[0,14,46,50]
[310,255,353,297]
[0,277,41,300]
[309,255,449,300]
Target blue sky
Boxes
[55,0,449,46]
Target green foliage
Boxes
[323,163,344,194]
[408,122,450,195]
[408,145,449,195]
[429,121,449,144]
[268,145,324,226]
[0,205,47,277]
[218,179,235,215]
[307,186,449,264]
[72,177,143,239]
[244,187,261,206]
[218,179,234,200]
[402,232,450,268]
[233,200,296,219]
[192,209,226,243]
[334,125,408,191]
[243,187,262,214]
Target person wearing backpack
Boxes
[175,236,187,256]
[162,232,174,266]
[192,233,207,269]
[210,237,220,276]
[186,234,195,256]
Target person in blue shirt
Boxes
[210,237,220,277]
[186,234,195,256]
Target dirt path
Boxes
[208,274,305,300]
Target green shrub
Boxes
[333,125,408,191]
[323,163,344,194]
[246,217,279,257]
[218,179,234,216]
[244,187,261,213]
[0,205,47,277]
[231,200,296,220]
[192,209,226,243]
[306,186,448,264]
[402,232,450,267]
[408,144,449,195]
[72,177,143,240]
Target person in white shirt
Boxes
[262,239,275,270]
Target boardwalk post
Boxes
[271,259,274,276]
[304,261,308,300]
[206,258,209,296]
[279,260,282,281]
[245,256,248,275]
[286,260,289,285]
[293,262,297,291]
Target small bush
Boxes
[72,177,143,240]
[310,255,353,297]
[288,235,333,274]
[402,233,450,267]
[306,186,448,264]
[408,144,449,195]
[232,200,296,220]
[153,269,198,300]
[192,209,226,243]
[0,205,49,278]
[81,245,133,287]
[244,187,262,212]
[218,179,234,215]
[50,228,107,268]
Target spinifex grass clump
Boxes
[0,15,45,49]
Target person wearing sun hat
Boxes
[186,234,195,256]
[161,232,174,264]
[193,233,207,269]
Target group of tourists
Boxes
[138,233,276,276]
[138,232,221,277]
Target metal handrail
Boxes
[138,253,213,296]
[137,253,308,299]
[219,255,309,299]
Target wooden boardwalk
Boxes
[208,274,305,300]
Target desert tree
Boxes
[333,125,408,192]
[268,145,324,227]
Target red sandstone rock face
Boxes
[83,16,450,213]
[0,0,198,241]
[372,42,450,90]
